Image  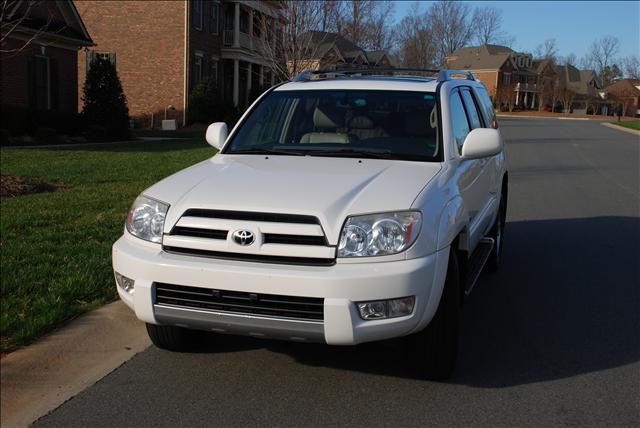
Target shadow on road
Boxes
[188,216,639,386]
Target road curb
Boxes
[497,114,595,121]
[601,122,640,137]
[0,301,150,428]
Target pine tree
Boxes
[81,58,129,140]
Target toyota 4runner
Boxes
[112,68,508,379]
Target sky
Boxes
[393,1,639,60]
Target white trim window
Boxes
[210,58,219,87]
[502,73,511,85]
[193,52,204,86]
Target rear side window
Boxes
[460,89,483,129]
[449,91,470,154]
[475,86,498,128]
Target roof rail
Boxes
[291,68,475,83]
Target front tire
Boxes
[487,195,505,272]
[146,323,201,352]
[406,249,460,381]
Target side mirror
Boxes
[461,128,503,159]
[205,122,228,150]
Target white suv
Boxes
[113,69,507,379]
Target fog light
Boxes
[357,301,387,320]
[115,272,135,293]
[388,296,415,317]
[357,296,415,320]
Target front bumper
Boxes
[112,234,449,345]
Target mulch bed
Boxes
[0,175,68,197]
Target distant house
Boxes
[294,31,396,73]
[446,44,602,113]
[0,0,93,115]
[74,0,283,128]
[605,79,640,117]
[554,65,603,114]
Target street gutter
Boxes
[0,301,150,428]
[601,122,640,137]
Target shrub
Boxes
[0,105,82,137]
[188,77,220,124]
[81,57,130,140]
[35,127,57,144]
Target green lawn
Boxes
[612,120,640,130]
[0,139,213,353]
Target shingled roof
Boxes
[446,44,515,70]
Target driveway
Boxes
[35,118,640,427]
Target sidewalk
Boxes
[1,301,150,428]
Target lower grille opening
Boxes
[155,283,324,321]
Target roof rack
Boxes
[291,68,475,83]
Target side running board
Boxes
[464,237,494,296]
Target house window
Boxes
[32,56,50,110]
[502,73,511,85]
[193,53,204,86]
[210,59,218,87]
[193,0,203,30]
[209,2,219,34]
[86,51,116,75]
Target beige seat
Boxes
[300,106,351,144]
[348,115,388,140]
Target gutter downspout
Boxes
[183,0,188,127]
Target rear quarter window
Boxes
[475,86,498,129]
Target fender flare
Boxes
[436,195,469,252]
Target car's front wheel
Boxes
[146,323,201,352]
[406,249,460,380]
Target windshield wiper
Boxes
[304,149,393,159]
[227,148,307,156]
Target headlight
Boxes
[337,211,422,257]
[125,195,169,243]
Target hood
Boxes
[146,155,441,244]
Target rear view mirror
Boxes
[205,122,228,150]
[461,128,503,159]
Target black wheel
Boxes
[146,323,201,352]
[406,249,460,381]
[487,195,506,272]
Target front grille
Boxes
[163,246,336,266]
[263,234,327,246]
[155,283,324,321]
[182,209,320,225]
[171,226,227,240]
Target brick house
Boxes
[293,31,396,73]
[74,0,282,128]
[0,0,93,115]
[605,79,640,117]
[554,65,603,114]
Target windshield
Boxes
[223,90,440,162]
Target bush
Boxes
[81,57,130,140]
[189,77,220,124]
[35,127,57,144]
[84,124,108,142]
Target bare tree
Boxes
[258,1,330,80]
[586,35,620,85]
[428,0,474,66]
[0,0,56,55]
[559,52,577,67]
[537,67,558,112]
[395,3,438,68]
[496,81,516,112]
[534,38,559,62]
[472,6,513,46]
[559,87,577,114]
[621,55,640,79]
[339,0,396,51]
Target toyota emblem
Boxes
[232,230,255,246]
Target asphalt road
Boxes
[36,118,639,427]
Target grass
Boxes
[0,139,213,353]
[611,120,640,130]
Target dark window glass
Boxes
[209,2,219,34]
[193,0,202,29]
[33,56,50,110]
[502,73,511,85]
[450,91,470,154]
[475,86,498,128]
[224,90,441,162]
[460,89,482,129]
